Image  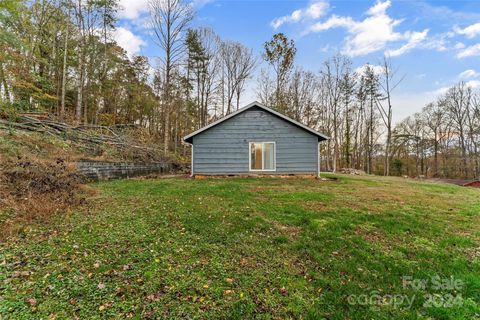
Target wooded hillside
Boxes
[1,0,479,178]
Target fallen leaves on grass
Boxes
[26,298,37,306]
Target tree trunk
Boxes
[0,62,10,102]
[345,106,350,167]
[76,51,83,123]
[434,128,438,177]
[368,97,374,174]
[384,122,391,176]
[164,98,170,154]
[60,27,68,121]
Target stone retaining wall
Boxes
[75,161,172,181]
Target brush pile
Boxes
[0,156,85,240]
[339,168,366,175]
[0,113,168,163]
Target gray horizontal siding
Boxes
[192,107,318,175]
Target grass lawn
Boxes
[1,174,479,319]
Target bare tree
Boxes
[444,82,471,178]
[423,102,446,177]
[256,68,274,107]
[376,56,403,176]
[60,24,69,122]
[288,68,318,124]
[320,55,351,173]
[72,0,108,123]
[470,92,480,178]
[185,27,221,128]
[363,65,380,174]
[220,41,256,114]
[340,70,356,168]
[149,0,193,153]
[73,0,86,123]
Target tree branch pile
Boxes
[0,156,86,241]
[0,114,171,163]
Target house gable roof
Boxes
[183,101,329,143]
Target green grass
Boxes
[1,174,479,319]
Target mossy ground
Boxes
[1,174,479,319]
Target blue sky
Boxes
[113,0,480,122]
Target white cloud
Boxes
[429,80,480,97]
[408,32,465,54]
[366,0,390,16]
[459,69,478,79]
[415,2,480,22]
[386,29,428,57]
[271,10,301,29]
[271,0,329,29]
[118,0,149,20]
[466,80,480,89]
[355,64,383,76]
[454,23,480,38]
[309,15,355,32]
[409,32,448,52]
[191,0,215,9]
[118,0,210,21]
[456,43,480,58]
[428,86,450,97]
[113,27,146,57]
[307,0,427,57]
[306,1,328,19]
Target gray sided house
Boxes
[183,102,329,176]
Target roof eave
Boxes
[182,101,330,142]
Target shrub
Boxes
[0,156,85,240]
